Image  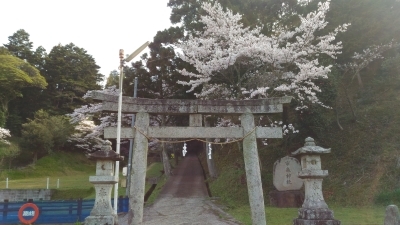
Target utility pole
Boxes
[114,42,149,215]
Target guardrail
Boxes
[0,197,129,224]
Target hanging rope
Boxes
[133,126,257,145]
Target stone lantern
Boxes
[292,137,340,225]
[84,141,124,225]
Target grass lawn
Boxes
[227,206,386,225]
[0,152,388,224]
[0,152,166,201]
[0,174,93,190]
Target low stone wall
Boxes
[0,189,54,202]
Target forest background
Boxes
[1,0,400,207]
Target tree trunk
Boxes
[174,147,179,166]
[344,88,357,122]
[161,142,172,177]
[33,152,38,165]
[335,101,344,130]
[160,115,172,177]
[356,71,364,88]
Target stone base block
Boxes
[293,218,341,225]
[294,208,340,225]
[269,190,304,208]
[84,215,117,225]
[298,208,335,220]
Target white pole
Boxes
[57,179,60,189]
[47,177,49,189]
[114,43,149,214]
[113,49,125,214]
[6,178,8,189]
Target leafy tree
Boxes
[3,29,48,69]
[168,0,305,35]
[2,30,48,134]
[0,51,47,121]
[41,43,104,115]
[3,29,34,60]
[105,70,119,88]
[322,0,400,130]
[326,0,400,64]
[21,110,73,163]
[122,27,196,176]
[126,27,191,100]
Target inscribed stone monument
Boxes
[270,156,304,207]
[273,156,303,191]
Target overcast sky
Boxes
[0,0,173,85]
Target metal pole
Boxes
[114,49,124,214]
[57,179,60,189]
[126,77,138,196]
[6,178,8,189]
[47,177,49,189]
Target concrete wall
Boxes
[0,189,54,202]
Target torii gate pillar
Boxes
[241,113,266,225]
[128,112,149,225]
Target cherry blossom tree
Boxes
[0,127,11,145]
[67,86,163,153]
[177,0,350,109]
[342,42,395,88]
[335,42,397,127]
[67,86,120,152]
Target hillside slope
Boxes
[199,62,400,207]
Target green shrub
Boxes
[21,110,73,163]
[375,189,400,206]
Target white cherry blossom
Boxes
[177,0,350,109]
[0,127,11,145]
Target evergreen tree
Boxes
[3,29,34,61]
[168,0,304,35]
[121,27,195,176]
[3,30,48,134]
[41,43,104,115]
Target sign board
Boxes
[122,167,127,176]
[18,203,39,224]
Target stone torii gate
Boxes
[92,92,291,225]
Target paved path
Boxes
[119,155,241,225]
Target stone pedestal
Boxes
[292,137,340,225]
[84,141,123,225]
[269,190,304,207]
